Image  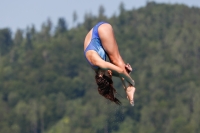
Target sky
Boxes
[0,0,200,34]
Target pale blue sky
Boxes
[0,0,199,33]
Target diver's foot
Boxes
[126,86,136,106]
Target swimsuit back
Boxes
[84,22,107,69]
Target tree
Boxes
[25,27,33,50]
[72,11,78,27]
[84,12,93,31]
[98,5,105,17]
[40,18,52,41]
[14,29,23,46]
[0,28,13,55]
[119,2,125,14]
[55,18,67,35]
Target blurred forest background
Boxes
[0,2,200,133]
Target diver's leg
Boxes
[98,24,136,105]
[98,23,124,67]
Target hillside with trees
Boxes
[0,2,200,133]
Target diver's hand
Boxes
[125,63,132,74]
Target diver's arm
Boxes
[86,51,135,86]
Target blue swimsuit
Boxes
[84,21,107,69]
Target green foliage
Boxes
[0,2,200,133]
[0,28,13,56]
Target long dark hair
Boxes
[95,72,121,105]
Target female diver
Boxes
[84,21,136,106]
